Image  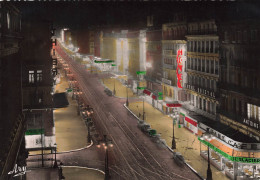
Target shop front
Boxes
[199,137,260,180]
[162,101,182,115]
[184,116,198,134]
[143,89,153,104]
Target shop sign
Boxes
[199,137,260,164]
[25,129,44,135]
[136,71,146,75]
[243,118,259,130]
[199,123,260,150]
[176,49,183,88]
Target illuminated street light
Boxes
[96,135,113,180]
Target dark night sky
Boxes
[14,1,260,31]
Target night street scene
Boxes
[1,1,260,180]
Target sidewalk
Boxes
[102,77,137,98]
[26,168,59,180]
[128,101,229,180]
[54,72,89,152]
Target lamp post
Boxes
[125,70,129,107]
[200,129,214,180]
[142,94,145,121]
[97,135,113,180]
[85,105,93,144]
[126,84,129,107]
[113,78,116,95]
[53,143,58,168]
[171,114,176,150]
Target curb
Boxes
[62,165,105,175]
[123,103,204,180]
[29,138,94,157]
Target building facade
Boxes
[21,19,56,152]
[218,19,260,142]
[0,3,27,179]
[161,21,187,114]
[183,19,219,125]
[144,29,163,109]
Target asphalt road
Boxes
[56,44,201,180]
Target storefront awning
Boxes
[143,89,151,96]
[166,103,182,107]
[185,117,198,127]
[152,95,157,100]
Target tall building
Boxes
[181,19,219,131]
[0,3,27,179]
[161,19,187,114]
[144,28,163,108]
[218,19,260,142]
[21,19,56,153]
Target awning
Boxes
[166,103,182,107]
[143,89,151,96]
[185,117,198,127]
[152,95,157,100]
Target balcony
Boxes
[162,78,172,86]
[219,82,260,99]
[163,63,174,69]
[187,29,217,35]
[163,50,173,56]
[185,83,216,99]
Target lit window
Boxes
[29,70,35,83]
[37,70,42,82]
[7,12,10,29]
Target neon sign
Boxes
[176,49,183,88]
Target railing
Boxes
[163,63,174,69]
[163,50,173,55]
[161,78,172,86]
[187,29,217,35]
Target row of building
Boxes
[62,13,260,179]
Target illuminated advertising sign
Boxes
[198,137,260,164]
[176,49,183,88]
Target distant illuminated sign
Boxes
[176,49,183,88]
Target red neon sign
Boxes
[176,49,183,88]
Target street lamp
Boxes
[126,84,129,107]
[125,70,129,107]
[200,129,214,180]
[97,135,113,180]
[113,78,116,95]
[53,143,58,168]
[142,94,145,121]
[171,114,176,150]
